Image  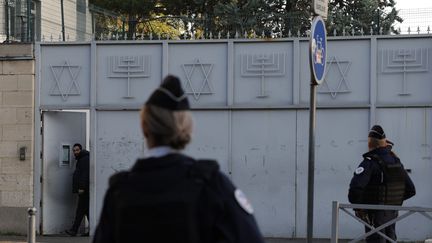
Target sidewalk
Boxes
[0,236,337,243]
[0,235,90,243]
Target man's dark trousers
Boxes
[365,210,397,243]
[71,191,89,233]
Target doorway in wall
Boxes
[40,110,89,235]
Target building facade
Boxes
[0,0,92,43]
[0,43,34,234]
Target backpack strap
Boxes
[369,154,385,167]
[189,159,219,182]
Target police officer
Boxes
[93,75,264,243]
[348,125,416,243]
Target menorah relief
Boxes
[380,48,429,96]
[240,53,286,98]
[107,56,151,99]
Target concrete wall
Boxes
[35,36,432,240]
[0,44,34,234]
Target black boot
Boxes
[65,229,77,237]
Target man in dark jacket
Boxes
[66,143,90,236]
[348,125,416,242]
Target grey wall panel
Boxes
[377,38,432,104]
[96,44,163,105]
[230,111,297,237]
[168,44,228,107]
[183,111,230,173]
[296,109,370,238]
[233,42,294,105]
[375,108,432,240]
[40,45,91,106]
[300,40,371,105]
[95,111,145,218]
[37,37,432,240]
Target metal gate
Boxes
[34,35,432,239]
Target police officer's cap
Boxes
[146,75,190,110]
[368,125,386,139]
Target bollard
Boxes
[27,207,37,243]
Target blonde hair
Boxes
[140,105,193,149]
[368,137,386,151]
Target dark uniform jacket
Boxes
[348,147,416,205]
[93,153,264,243]
[72,150,90,193]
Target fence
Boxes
[331,201,432,243]
[2,0,432,43]
[0,0,35,42]
[34,35,432,239]
[398,8,432,34]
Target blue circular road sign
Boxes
[310,16,327,85]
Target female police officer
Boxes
[93,75,264,243]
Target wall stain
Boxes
[331,140,338,148]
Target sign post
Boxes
[307,15,327,243]
[313,0,329,19]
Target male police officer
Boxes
[348,125,416,242]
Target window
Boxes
[77,0,86,13]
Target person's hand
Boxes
[78,189,85,194]
[355,209,370,224]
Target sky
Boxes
[395,0,432,9]
[394,0,432,33]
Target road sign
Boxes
[310,16,327,85]
[313,0,328,19]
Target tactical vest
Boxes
[363,154,406,205]
[109,159,219,243]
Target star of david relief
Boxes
[108,56,151,99]
[181,59,214,100]
[318,56,352,99]
[240,53,286,98]
[49,60,82,101]
[380,48,429,96]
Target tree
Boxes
[327,0,402,35]
[90,0,402,38]
[91,0,164,39]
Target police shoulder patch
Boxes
[234,189,254,214]
[355,167,364,175]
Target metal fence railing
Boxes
[1,0,35,43]
[1,2,432,43]
[331,201,432,243]
[397,8,432,34]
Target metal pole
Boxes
[60,0,65,41]
[307,82,317,243]
[331,201,339,243]
[5,0,10,42]
[26,0,31,42]
[27,207,37,243]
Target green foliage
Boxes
[327,0,402,35]
[90,0,402,38]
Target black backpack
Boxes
[369,154,406,205]
[110,159,219,243]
